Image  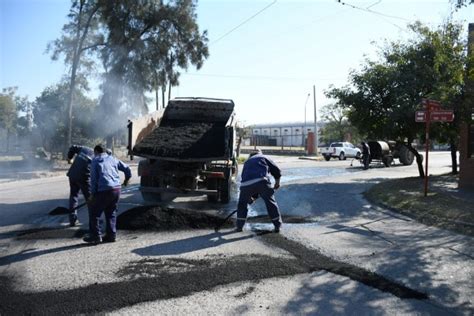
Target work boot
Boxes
[69,214,78,227]
[83,235,102,245]
[234,227,243,233]
[102,235,116,243]
[273,225,281,233]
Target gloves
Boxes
[67,159,73,164]
[122,178,130,187]
[274,179,281,190]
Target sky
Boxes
[0,0,473,126]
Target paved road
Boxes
[0,152,472,315]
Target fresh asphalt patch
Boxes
[0,255,306,315]
[1,227,429,314]
[258,231,428,300]
[117,205,235,231]
[15,227,87,240]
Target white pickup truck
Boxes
[321,142,361,161]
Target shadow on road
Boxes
[132,231,253,256]
[0,243,88,267]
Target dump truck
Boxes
[128,97,237,203]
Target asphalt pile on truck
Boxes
[133,122,226,160]
[117,206,233,231]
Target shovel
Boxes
[49,202,87,215]
[214,194,260,232]
[49,185,139,215]
[214,210,237,232]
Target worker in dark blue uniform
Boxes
[83,144,131,244]
[66,145,94,227]
[361,141,371,170]
[236,149,282,232]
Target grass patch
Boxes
[365,174,474,237]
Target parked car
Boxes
[321,142,361,161]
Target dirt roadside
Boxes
[365,173,474,237]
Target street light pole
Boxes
[313,85,318,155]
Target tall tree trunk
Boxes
[155,86,159,110]
[450,140,458,174]
[6,130,10,153]
[64,1,100,156]
[168,80,172,101]
[162,84,166,108]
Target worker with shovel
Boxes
[66,145,94,227]
[236,149,282,233]
[83,144,131,245]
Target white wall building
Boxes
[250,122,324,147]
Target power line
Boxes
[336,0,411,22]
[210,0,278,46]
[182,72,345,82]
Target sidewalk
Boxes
[365,173,474,236]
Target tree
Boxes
[97,0,209,146]
[0,88,18,152]
[319,102,361,144]
[327,21,468,177]
[453,0,473,8]
[33,83,99,153]
[48,0,103,154]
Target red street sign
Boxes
[415,110,454,122]
[430,110,454,122]
[421,98,442,111]
[415,111,427,122]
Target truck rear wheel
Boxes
[219,176,231,204]
[324,155,331,161]
[339,152,345,160]
[207,179,218,203]
[140,175,162,203]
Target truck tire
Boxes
[339,152,345,160]
[398,145,414,165]
[140,175,162,203]
[324,155,331,161]
[219,176,231,204]
[207,179,218,203]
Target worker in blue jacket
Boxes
[83,144,132,244]
[236,148,282,232]
[66,145,94,227]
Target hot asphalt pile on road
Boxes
[365,174,474,236]
[132,122,226,159]
[117,206,234,230]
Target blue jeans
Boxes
[89,188,121,238]
[237,180,281,229]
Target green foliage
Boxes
[33,83,98,152]
[319,102,362,144]
[0,90,17,133]
[326,21,468,145]
[453,0,474,8]
[97,0,209,139]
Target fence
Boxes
[246,133,317,154]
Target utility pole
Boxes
[313,85,318,155]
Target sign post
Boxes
[416,99,454,197]
[424,105,431,197]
